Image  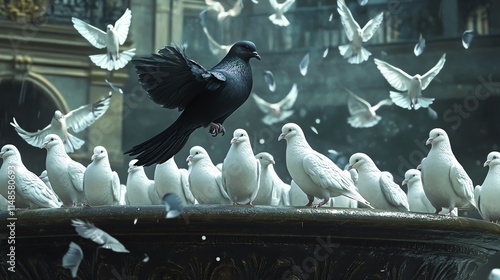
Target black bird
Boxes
[125,41,261,166]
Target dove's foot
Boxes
[245,201,253,206]
[305,195,315,207]
[209,123,226,137]
[434,207,443,215]
[314,198,330,208]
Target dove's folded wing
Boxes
[361,12,383,42]
[71,17,107,49]
[111,172,121,203]
[420,53,446,90]
[65,94,112,133]
[337,0,360,41]
[180,168,197,204]
[379,175,410,210]
[374,58,413,91]
[68,162,85,192]
[113,8,132,45]
[303,153,352,192]
[10,117,51,148]
[449,163,475,204]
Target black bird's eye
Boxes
[243,45,250,50]
[355,159,359,162]
[195,152,199,155]
[240,133,244,137]
[288,129,292,132]
[101,150,104,153]
[51,137,54,141]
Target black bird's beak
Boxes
[252,51,261,60]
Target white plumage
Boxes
[254,152,291,206]
[268,0,296,27]
[346,88,392,128]
[83,146,121,206]
[252,83,298,125]
[154,157,197,205]
[125,159,158,205]
[474,151,500,222]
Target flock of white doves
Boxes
[0,122,499,223]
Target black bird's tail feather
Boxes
[125,119,198,166]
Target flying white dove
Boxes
[62,242,84,278]
[254,152,290,206]
[490,268,500,280]
[154,157,197,205]
[252,83,298,125]
[337,0,383,64]
[199,9,233,59]
[268,0,296,27]
[289,180,332,207]
[348,153,409,211]
[402,169,435,213]
[0,144,61,209]
[42,134,87,207]
[71,219,129,253]
[222,129,261,205]
[474,151,500,222]
[72,8,136,71]
[83,146,121,206]
[421,128,476,214]
[125,159,158,205]
[205,0,244,22]
[279,123,372,208]
[345,88,393,128]
[374,53,446,110]
[187,146,232,205]
[10,93,112,153]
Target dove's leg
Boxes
[208,123,226,137]
[305,195,314,207]
[434,206,443,214]
[315,198,330,208]
[245,201,253,206]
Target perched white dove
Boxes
[374,53,446,110]
[222,128,261,205]
[42,134,87,207]
[252,83,298,125]
[71,219,129,253]
[125,159,158,205]
[187,146,232,205]
[474,151,500,222]
[83,146,121,206]
[199,9,233,59]
[346,88,393,128]
[205,0,243,22]
[402,169,435,213]
[279,123,372,208]
[490,269,500,280]
[0,144,61,209]
[268,0,296,27]
[421,128,477,214]
[154,157,197,205]
[39,170,53,191]
[337,0,383,64]
[10,93,111,153]
[254,152,291,206]
[289,180,332,207]
[72,9,136,71]
[348,153,409,211]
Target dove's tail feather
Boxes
[347,115,381,128]
[414,96,434,110]
[64,133,85,153]
[89,48,136,71]
[389,91,413,110]
[343,192,374,209]
[124,117,199,167]
[269,14,290,26]
[339,44,371,64]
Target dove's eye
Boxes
[240,133,244,137]
[51,137,54,141]
[195,152,199,155]
[100,150,104,153]
[288,129,292,132]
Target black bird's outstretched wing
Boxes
[132,44,226,111]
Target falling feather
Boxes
[414,33,426,56]
[358,0,368,6]
[462,30,474,49]
[263,70,276,92]
[162,193,184,219]
[142,254,150,262]
[427,106,438,120]
[323,47,329,58]
[329,13,333,22]
[310,126,318,134]
[299,53,310,76]
[62,242,84,278]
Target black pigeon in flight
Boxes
[126,41,260,166]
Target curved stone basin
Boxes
[1,205,499,279]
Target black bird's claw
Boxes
[209,123,225,137]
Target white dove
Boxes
[72,8,136,71]
[187,146,232,205]
[0,144,61,209]
[289,180,332,207]
[348,153,409,211]
[39,170,53,192]
[71,219,129,253]
[490,269,500,280]
[83,146,121,206]
[125,159,158,205]
[337,0,383,64]
[421,128,476,214]
[402,169,435,213]
[0,194,10,211]
[62,242,84,278]
[10,93,111,153]
[222,129,261,205]
[254,152,291,206]
[252,83,298,125]
[205,0,244,22]
[268,0,296,27]
[154,157,197,205]
[42,134,87,207]
[345,88,393,128]
[279,123,372,208]
[374,53,446,110]
[199,9,233,59]
[474,151,500,222]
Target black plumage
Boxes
[125,41,260,166]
